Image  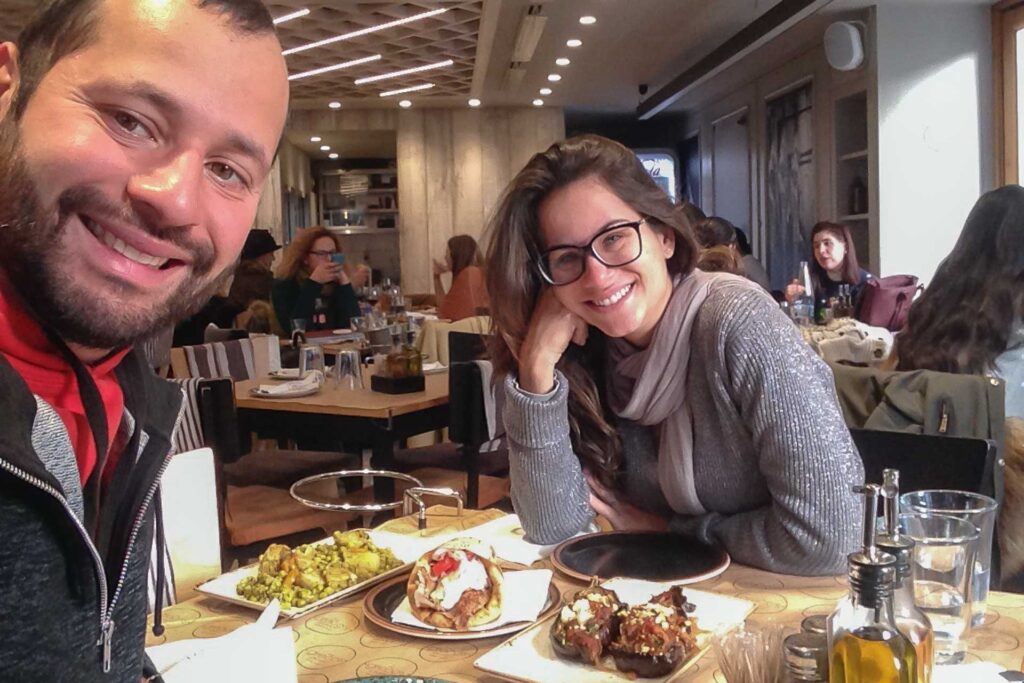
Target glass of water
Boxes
[332,350,363,390]
[899,511,979,664]
[298,344,324,377]
[901,490,998,626]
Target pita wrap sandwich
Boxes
[406,538,503,630]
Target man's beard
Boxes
[0,118,231,350]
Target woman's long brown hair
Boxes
[274,226,343,282]
[484,134,698,488]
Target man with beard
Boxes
[0,0,288,680]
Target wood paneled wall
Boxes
[287,107,565,292]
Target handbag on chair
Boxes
[857,275,922,331]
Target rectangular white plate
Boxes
[474,579,755,683]
[195,531,415,619]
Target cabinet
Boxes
[833,90,870,263]
[319,168,399,234]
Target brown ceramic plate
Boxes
[551,531,730,584]
[363,574,561,641]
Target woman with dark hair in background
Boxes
[893,185,1024,418]
[272,226,360,333]
[433,234,490,321]
[485,134,861,575]
[785,221,873,310]
[692,217,771,291]
[733,226,772,291]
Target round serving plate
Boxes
[551,531,730,584]
[362,574,560,641]
[248,385,321,399]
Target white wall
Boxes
[875,2,994,284]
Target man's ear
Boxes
[0,42,21,120]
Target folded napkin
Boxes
[256,369,323,395]
[422,361,446,374]
[370,514,565,567]
[391,569,553,632]
[146,600,296,683]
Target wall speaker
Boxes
[824,21,864,72]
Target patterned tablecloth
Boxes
[147,506,1024,682]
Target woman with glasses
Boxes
[486,135,862,575]
[784,222,873,313]
[433,234,490,321]
[272,226,360,333]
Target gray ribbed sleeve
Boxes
[502,284,863,576]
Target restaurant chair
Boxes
[170,338,359,489]
[416,315,492,365]
[172,377,360,569]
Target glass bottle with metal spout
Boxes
[877,469,935,683]
[828,484,917,683]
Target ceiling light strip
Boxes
[282,8,449,56]
[355,59,454,85]
[288,54,382,81]
[379,83,435,97]
[273,8,310,25]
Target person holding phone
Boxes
[485,135,862,575]
[272,226,360,332]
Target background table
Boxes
[148,507,1024,682]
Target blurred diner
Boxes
[272,226,360,333]
[433,234,490,321]
[785,221,874,316]
[486,134,863,575]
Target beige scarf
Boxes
[607,270,761,515]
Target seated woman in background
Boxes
[892,185,1024,418]
[734,226,772,292]
[693,217,771,290]
[433,234,490,320]
[272,227,360,333]
[351,262,373,289]
[785,221,873,311]
[695,245,743,275]
[486,134,862,575]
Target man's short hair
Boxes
[12,0,276,119]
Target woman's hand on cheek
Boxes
[584,470,669,532]
[517,289,587,394]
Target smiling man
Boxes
[0,0,288,679]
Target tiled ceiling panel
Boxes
[268,1,482,106]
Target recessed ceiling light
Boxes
[555,57,570,66]
[288,54,381,81]
[566,39,582,48]
[310,136,322,142]
[379,83,435,97]
[547,74,562,82]
[355,59,454,85]
[328,153,339,159]
[320,145,330,151]
[533,98,544,106]
[468,98,481,107]
[399,99,413,108]
[539,87,552,95]
[282,8,448,56]
[579,16,597,25]
[328,101,342,109]
[272,8,310,25]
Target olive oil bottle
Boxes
[877,469,935,683]
[828,484,917,683]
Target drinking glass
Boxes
[901,490,998,625]
[332,350,363,390]
[290,318,308,334]
[298,345,324,376]
[899,511,979,664]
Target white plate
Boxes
[194,531,414,619]
[248,384,321,399]
[473,579,755,683]
[422,362,446,375]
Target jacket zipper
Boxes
[0,401,184,673]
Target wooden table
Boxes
[149,506,1024,682]
[236,371,449,500]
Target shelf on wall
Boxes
[839,214,869,222]
[839,150,868,162]
[364,209,399,215]
[366,188,398,195]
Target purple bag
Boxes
[857,275,922,331]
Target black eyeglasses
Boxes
[309,249,338,258]
[537,219,646,286]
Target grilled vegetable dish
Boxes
[549,582,624,665]
[236,530,402,609]
[608,586,698,678]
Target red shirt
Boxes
[0,279,128,486]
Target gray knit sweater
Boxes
[503,283,864,576]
